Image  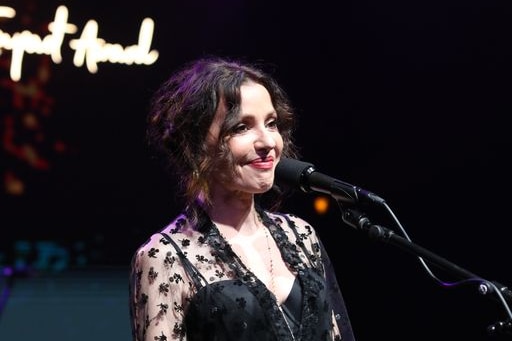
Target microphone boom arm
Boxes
[341,207,512,337]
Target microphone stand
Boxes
[341,207,512,338]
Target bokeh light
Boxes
[313,195,330,215]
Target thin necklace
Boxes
[257,213,297,340]
[257,213,276,295]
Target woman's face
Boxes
[207,81,284,196]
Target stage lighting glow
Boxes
[314,196,330,215]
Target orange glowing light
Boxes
[313,196,330,215]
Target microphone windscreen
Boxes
[275,158,314,189]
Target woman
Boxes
[129,56,355,341]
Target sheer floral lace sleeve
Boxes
[129,218,191,341]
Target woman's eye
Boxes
[266,119,278,129]
[233,124,248,133]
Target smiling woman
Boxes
[129,56,356,341]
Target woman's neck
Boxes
[207,193,261,237]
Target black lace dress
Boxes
[129,207,355,341]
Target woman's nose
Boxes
[255,127,276,149]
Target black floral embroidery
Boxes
[154,331,167,341]
[304,224,313,235]
[167,273,182,284]
[148,267,158,284]
[173,302,184,313]
[135,269,143,293]
[298,232,308,241]
[164,252,176,268]
[195,254,208,263]
[148,247,159,258]
[158,282,170,295]
[235,296,247,308]
[138,293,148,306]
[172,322,185,338]
[158,303,168,314]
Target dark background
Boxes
[1,0,511,340]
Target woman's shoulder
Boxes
[265,210,322,257]
[266,211,316,233]
[134,213,193,257]
[266,211,311,227]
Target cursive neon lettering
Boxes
[0,5,158,81]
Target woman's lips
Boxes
[249,158,274,170]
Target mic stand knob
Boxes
[341,207,395,242]
[487,319,512,337]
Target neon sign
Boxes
[0,5,159,82]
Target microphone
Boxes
[275,157,385,205]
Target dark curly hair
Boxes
[146,56,299,221]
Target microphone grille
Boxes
[275,158,315,190]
